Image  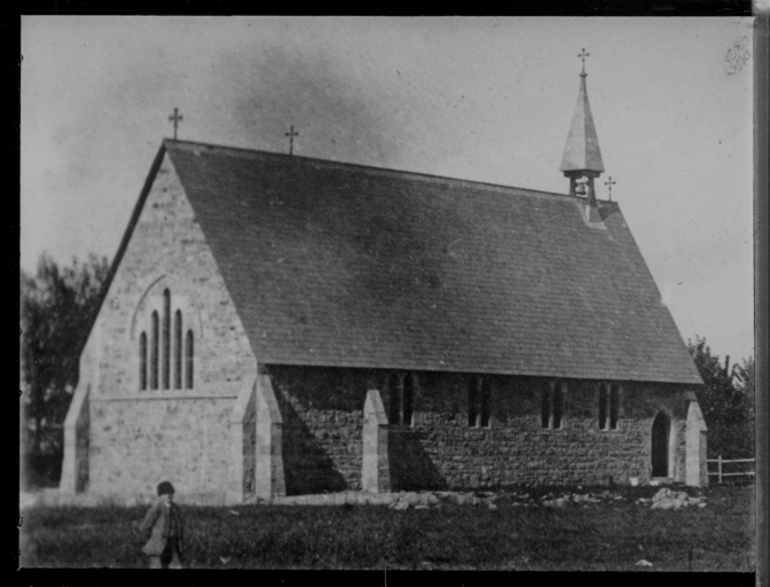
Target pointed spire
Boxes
[560,51,604,177]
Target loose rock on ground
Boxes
[637,488,706,510]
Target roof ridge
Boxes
[163,138,620,206]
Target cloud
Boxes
[201,47,413,168]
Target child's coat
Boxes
[138,500,185,556]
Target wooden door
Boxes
[651,411,670,477]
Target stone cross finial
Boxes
[285,125,299,156]
[168,108,183,140]
[604,176,617,201]
[578,48,589,75]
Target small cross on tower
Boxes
[604,176,617,202]
[285,125,299,156]
[168,108,183,140]
[578,48,590,75]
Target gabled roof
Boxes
[161,139,700,384]
[560,73,605,174]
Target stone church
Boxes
[60,64,707,504]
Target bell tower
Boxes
[560,48,605,210]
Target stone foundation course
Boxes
[22,483,712,511]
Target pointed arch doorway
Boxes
[651,411,672,478]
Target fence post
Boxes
[717,455,722,484]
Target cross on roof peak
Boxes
[604,176,617,201]
[168,108,183,140]
[578,48,590,76]
[285,125,299,156]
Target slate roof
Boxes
[162,139,700,384]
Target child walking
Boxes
[135,481,185,568]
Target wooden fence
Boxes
[707,456,755,484]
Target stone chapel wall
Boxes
[412,374,689,488]
[268,366,369,494]
[267,365,692,493]
[88,398,232,500]
[85,151,256,501]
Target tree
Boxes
[687,336,754,459]
[732,354,756,454]
[20,252,109,486]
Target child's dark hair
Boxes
[157,481,175,496]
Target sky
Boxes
[20,17,755,363]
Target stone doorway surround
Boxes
[648,394,708,488]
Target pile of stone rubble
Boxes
[387,489,630,510]
[539,490,625,508]
[637,488,707,510]
[388,490,499,510]
[388,491,441,510]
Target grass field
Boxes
[19,483,755,570]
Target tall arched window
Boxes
[150,311,159,390]
[541,380,551,429]
[388,373,401,425]
[552,381,563,429]
[468,377,479,427]
[402,373,415,426]
[138,289,195,393]
[139,332,148,391]
[162,289,171,390]
[480,378,491,427]
[598,383,609,429]
[174,310,183,389]
[609,384,620,430]
[185,329,194,389]
[469,376,492,428]
[542,380,564,429]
